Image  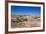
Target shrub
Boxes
[15,18,27,23]
[24,18,27,21]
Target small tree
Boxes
[15,18,22,23]
[24,18,27,21]
[15,18,27,23]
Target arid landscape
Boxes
[11,15,41,28]
[11,6,41,28]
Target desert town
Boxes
[11,15,41,28]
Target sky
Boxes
[11,6,41,16]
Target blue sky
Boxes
[11,6,41,16]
